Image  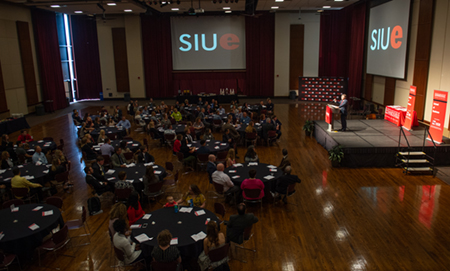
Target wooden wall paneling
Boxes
[16,21,39,106]
[412,0,435,120]
[112,28,130,93]
[384,77,396,105]
[289,24,304,90]
[0,60,8,113]
[364,73,373,101]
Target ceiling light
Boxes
[74,11,83,13]
[334,0,343,1]
[225,10,232,13]
[275,0,284,2]
[107,2,117,6]
[223,7,230,9]
[323,5,331,8]
[317,9,323,12]
[162,1,167,4]
[124,9,132,12]
[271,6,279,9]
[171,7,179,10]
[50,5,60,8]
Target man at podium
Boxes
[333,94,348,131]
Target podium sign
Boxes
[428,90,448,144]
[326,104,339,131]
[403,86,416,130]
[326,106,332,124]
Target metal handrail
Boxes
[423,127,437,166]
[398,127,412,171]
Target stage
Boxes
[314,119,450,168]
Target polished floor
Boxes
[6,102,450,271]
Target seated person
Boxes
[262,117,276,140]
[278,149,291,172]
[266,99,274,114]
[225,149,236,168]
[217,105,226,115]
[111,147,128,168]
[73,112,83,124]
[81,138,97,161]
[271,166,301,203]
[203,128,215,141]
[184,128,194,143]
[212,164,240,204]
[17,130,32,143]
[119,141,131,154]
[11,168,44,200]
[1,134,9,152]
[164,125,176,136]
[15,141,32,161]
[32,146,48,164]
[151,230,181,263]
[206,155,217,184]
[137,146,155,164]
[113,219,145,265]
[241,169,264,200]
[97,130,108,144]
[109,203,129,236]
[49,158,66,180]
[143,167,160,196]
[92,156,106,181]
[198,221,228,270]
[115,171,135,191]
[1,151,13,169]
[163,196,178,208]
[196,140,210,155]
[127,192,145,225]
[173,134,183,154]
[116,116,131,132]
[177,184,206,208]
[226,203,259,244]
[85,166,112,195]
[100,138,114,156]
[240,112,251,124]
[244,145,259,163]
[245,121,257,134]
[272,115,282,139]
[170,108,182,122]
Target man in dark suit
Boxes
[92,156,106,182]
[272,166,301,204]
[81,138,97,161]
[196,140,210,155]
[334,94,348,131]
[206,154,216,184]
[266,99,274,114]
[257,100,265,115]
[226,203,259,244]
[262,117,276,140]
[137,146,155,164]
[85,166,112,195]
[278,149,291,172]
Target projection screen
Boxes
[171,16,246,70]
[366,0,411,79]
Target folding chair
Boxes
[230,225,256,263]
[242,189,263,209]
[2,199,24,209]
[151,260,180,271]
[196,153,209,171]
[216,151,228,164]
[37,224,74,268]
[114,246,147,270]
[45,196,64,211]
[146,181,165,205]
[214,202,226,225]
[266,130,277,146]
[11,188,38,204]
[245,132,257,147]
[163,170,180,195]
[115,188,132,202]
[208,243,230,269]
[66,206,91,246]
[0,251,21,271]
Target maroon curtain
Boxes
[319,0,367,98]
[31,8,67,110]
[245,14,275,97]
[71,15,103,100]
[141,15,173,98]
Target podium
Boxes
[326,104,340,132]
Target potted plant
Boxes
[303,120,314,137]
[329,145,344,167]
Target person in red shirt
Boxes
[241,169,265,200]
[17,130,32,143]
[163,196,178,208]
[127,192,145,225]
[173,134,182,155]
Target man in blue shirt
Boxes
[32,146,48,164]
[196,140,210,155]
[100,138,114,156]
[218,105,225,115]
[116,116,131,131]
[240,112,251,124]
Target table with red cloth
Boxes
[384,105,419,127]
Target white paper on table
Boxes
[126,163,136,168]
[143,214,152,220]
[17,165,24,168]
[255,123,261,126]
[248,162,258,166]
[46,164,52,168]
[206,140,210,142]
[126,179,134,183]
[127,141,133,144]
[264,175,275,180]
[24,176,34,180]
[106,169,115,175]
[192,141,197,143]
[233,163,243,167]
[35,162,42,166]
[132,144,138,146]
[99,143,104,146]
[215,141,220,144]
[38,140,44,143]
[154,171,162,175]
[0,169,6,174]
[170,238,178,245]
[152,166,158,169]
[42,210,53,216]
[43,170,49,174]
[33,206,44,211]
[195,210,206,216]
[191,231,207,242]
[29,223,40,230]
[139,178,143,182]
[130,224,141,229]
[11,207,19,212]
[187,144,192,147]
[28,149,35,152]
[93,145,100,148]
[267,165,277,169]
[232,175,240,179]
[107,177,116,181]
[144,162,154,167]
[228,170,237,173]
[269,169,277,172]
[94,148,100,151]
[0,233,4,241]
[214,146,219,149]
[135,233,152,243]
[179,207,193,213]
[220,143,227,146]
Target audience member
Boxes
[196,140,210,155]
[241,169,264,200]
[49,158,66,180]
[262,117,276,140]
[12,168,44,200]
[163,196,178,208]
[225,148,236,168]
[198,221,227,270]
[257,100,265,115]
[266,99,274,114]
[180,138,196,168]
[143,166,160,196]
[177,184,206,208]
[212,163,239,204]
[15,141,32,160]
[272,115,282,139]
[109,203,129,236]
[97,129,108,143]
[173,134,182,155]
[32,146,48,164]
[203,128,215,141]
[116,116,131,132]
[222,117,240,142]
[17,130,32,143]
[184,128,193,143]
[161,114,171,129]
[85,166,112,195]
[226,203,259,244]
[278,149,291,172]
[271,166,301,203]
[244,145,259,163]
[100,138,114,156]
[240,112,251,124]
[207,155,217,184]
[1,134,9,151]
[151,230,181,263]
[1,151,13,169]
[115,171,135,191]
[81,139,97,161]
[171,108,182,122]
[113,219,145,265]
[92,156,106,182]
[137,146,155,164]
[164,124,176,136]
[111,147,127,168]
[119,141,131,154]
[127,192,145,225]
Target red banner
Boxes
[428,90,448,144]
[325,106,332,124]
[403,86,417,130]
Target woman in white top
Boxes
[113,219,144,265]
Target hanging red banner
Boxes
[428,90,448,144]
[403,86,416,130]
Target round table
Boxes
[111,140,142,153]
[0,164,50,185]
[0,203,64,255]
[204,114,228,123]
[91,126,126,139]
[142,114,162,124]
[237,123,263,139]
[105,163,167,191]
[25,140,57,155]
[157,124,186,135]
[131,207,219,259]
[224,162,282,187]
[190,140,229,153]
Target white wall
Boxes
[0,3,42,116]
[274,12,320,97]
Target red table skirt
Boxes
[385,106,419,127]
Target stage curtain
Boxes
[71,15,103,100]
[141,15,173,98]
[31,8,67,110]
[173,72,246,95]
[245,14,275,97]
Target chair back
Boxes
[82,206,87,224]
[106,133,117,140]
[17,154,26,164]
[124,152,134,161]
[208,243,230,263]
[52,224,69,247]
[100,119,107,125]
[102,155,112,165]
[164,134,175,142]
[165,162,174,171]
[268,130,277,138]
[143,138,148,147]
[216,151,228,161]
[243,189,262,200]
[243,224,253,241]
[287,183,296,195]
[2,199,24,209]
[45,196,63,209]
[176,152,184,162]
[55,171,69,183]
[12,187,29,198]
[197,153,209,162]
[147,181,164,194]
[213,119,223,126]
[213,182,224,194]
[214,202,226,218]
[114,246,125,262]
[246,132,257,140]
[43,137,54,141]
[260,109,267,115]
[115,188,132,201]
[151,261,179,271]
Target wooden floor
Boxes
[7,102,450,271]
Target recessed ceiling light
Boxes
[275,0,284,2]
[107,3,117,6]
[334,0,343,1]
[124,9,132,12]
[162,1,167,4]
[74,11,83,13]
[171,8,179,11]
[50,5,60,8]
[223,7,231,9]
[323,5,331,8]
[271,6,279,9]
[225,10,232,13]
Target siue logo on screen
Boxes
[178,33,240,52]
[370,25,403,51]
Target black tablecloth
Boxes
[26,140,57,155]
[190,140,229,153]
[157,124,186,136]
[0,203,64,255]
[224,163,282,187]
[131,207,219,259]
[110,140,142,153]
[176,95,239,104]
[237,123,263,138]
[105,164,166,192]
[204,114,229,123]
[0,164,50,185]
[91,126,127,140]
[0,117,30,135]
